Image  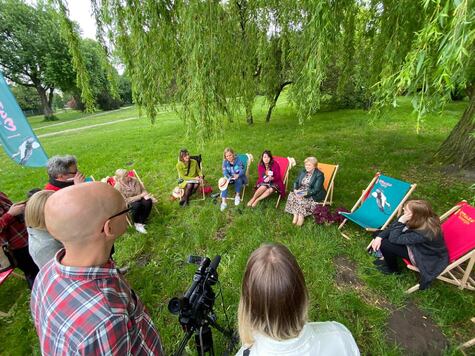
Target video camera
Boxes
[168,255,237,356]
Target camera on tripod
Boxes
[168,255,237,356]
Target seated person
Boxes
[114,169,155,234]
[284,157,326,226]
[44,155,85,191]
[219,147,247,211]
[0,191,39,289]
[369,200,449,289]
[236,243,360,356]
[247,150,285,208]
[25,190,63,269]
[176,149,203,207]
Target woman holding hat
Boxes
[176,149,203,207]
[219,147,247,211]
[285,157,326,226]
[114,169,155,234]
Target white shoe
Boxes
[134,223,147,234]
[234,195,241,206]
[220,202,227,212]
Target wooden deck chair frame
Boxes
[459,317,475,352]
[338,172,417,239]
[0,268,26,318]
[405,202,475,294]
[275,157,296,208]
[177,155,205,202]
[224,153,254,202]
[316,163,339,206]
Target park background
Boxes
[1,0,474,355]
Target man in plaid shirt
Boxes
[0,191,39,288]
[31,182,163,355]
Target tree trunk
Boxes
[266,81,292,123]
[47,88,54,110]
[246,104,253,125]
[35,85,54,120]
[436,84,475,169]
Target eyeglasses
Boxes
[67,170,78,175]
[101,207,131,232]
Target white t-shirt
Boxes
[236,321,360,356]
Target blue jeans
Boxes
[221,176,247,198]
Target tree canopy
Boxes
[60,0,473,167]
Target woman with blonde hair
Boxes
[25,190,63,269]
[284,157,326,226]
[237,243,359,355]
[220,147,247,211]
[369,200,448,289]
[114,169,155,234]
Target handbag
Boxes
[0,243,15,272]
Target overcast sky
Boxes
[67,0,97,40]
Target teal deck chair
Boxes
[223,153,253,201]
[338,172,416,239]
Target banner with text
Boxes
[0,72,48,167]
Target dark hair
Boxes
[179,148,189,162]
[259,150,274,168]
[27,188,42,198]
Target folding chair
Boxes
[316,163,339,206]
[404,201,475,293]
[223,153,254,201]
[0,268,25,318]
[177,154,205,202]
[272,156,296,208]
[338,172,417,239]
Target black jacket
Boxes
[380,221,449,289]
[292,169,326,202]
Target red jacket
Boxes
[256,161,286,197]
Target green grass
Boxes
[0,95,473,355]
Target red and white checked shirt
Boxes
[0,192,28,250]
[31,249,163,355]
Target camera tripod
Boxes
[173,313,238,356]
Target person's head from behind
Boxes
[179,148,190,163]
[404,200,441,238]
[47,155,78,182]
[223,147,235,163]
[260,150,274,167]
[44,182,128,257]
[238,243,308,346]
[27,188,42,199]
[304,157,318,173]
[25,190,55,230]
[115,168,132,183]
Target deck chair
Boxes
[223,153,254,201]
[177,154,205,202]
[0,268,25,317]
[338,172,416,239]
[404,201,475,293]
[273,156,296,208]
[316,163,339,206]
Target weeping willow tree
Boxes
[57,0,474,167]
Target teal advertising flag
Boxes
[0,72,48,167]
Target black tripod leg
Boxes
[173,329,195,356]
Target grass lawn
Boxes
[0,95,473,355]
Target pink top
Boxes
[256,160,285,197]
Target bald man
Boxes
[30,182,163,355]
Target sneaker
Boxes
[134,223,147,234]
[220,202,227,212]
[376,263,399,275]
[234,195,241,206]
[373,258,386,266]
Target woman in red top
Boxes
[247,150,285,208]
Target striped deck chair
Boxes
[223,153,254,201]
[316,163,339,206]
[404,201,475,293]
[0,268,25,317]
[272,156,296,208]
[177,154,205,202]
[338,172,416,239]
